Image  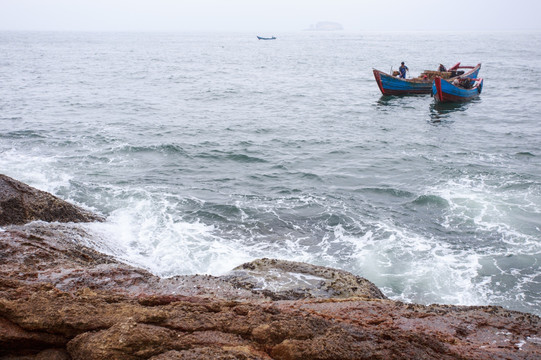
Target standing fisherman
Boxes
[399,62,409,79]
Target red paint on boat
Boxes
[435,77,443,102]
[373,69,385,95]
[448,62,461,71]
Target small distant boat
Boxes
[432,77,484,103]
[373,63,481,96]
[257,36,276,40]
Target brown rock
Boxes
[0,223,262,300]
[0,174,104,226]
[34,348,71,360]
[0,176,540,359]
[1,279,540,359]
[67,320,180,360]
[0,348,71,360]
[221,258,386,300]
[149,347,273,360]
[0,317,67,356]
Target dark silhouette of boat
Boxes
[257,36,276,40]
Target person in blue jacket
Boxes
[399,62,409,78]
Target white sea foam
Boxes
[83,191,329,277]
[1,149,537,314]
[85,198,257,276]
[0,148,72,194]
[433,176,541,251]
[335,221,486,306]
[400,174,541,311]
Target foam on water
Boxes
[3,149,538,313]
[2,31,541,316]
[420,174,541,312]
[334,222,486,306]
[78,187,316,277]
[85,196,256,276]
[0,148,72,195]
[433,175,541,251]
[73,171,540,314]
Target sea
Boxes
[1,31,540,316]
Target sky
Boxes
[1,0,540,32]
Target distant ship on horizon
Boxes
[306,21,343,31]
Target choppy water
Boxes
[1,31,540,315]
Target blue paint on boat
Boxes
[432,77,484,103]
[374,63,481,96]
[373,70,432,95]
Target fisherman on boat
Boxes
[452,77,473,89]
[438,64,447,72]
[399,62,409,79]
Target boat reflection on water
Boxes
[376,95,396,107]
[429,100,476,123]
[375,95,479,123]
[375,94,425,111]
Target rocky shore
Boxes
[1,174,540,359]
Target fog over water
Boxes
[1,0,540,32]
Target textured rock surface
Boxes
[0,223,264,300]
[1,279,540,359]
[0,174,104,225]
[222,258,386,300]
[1,176,540,359]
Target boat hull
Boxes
[373,70,431,95]
[373,63,481,96]
[432,77,483,103]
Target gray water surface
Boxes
[1,31,540,315]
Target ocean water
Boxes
[1,31,540,315]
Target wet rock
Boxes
[220,258,386,300]
[67,320,181,360]
[0,317,66,356]
[0,348,71,360]
[0,223,263,301]
[149,348,273,360]
[0,176,540,359]
[0,174,104,226]
[1,281,540,359]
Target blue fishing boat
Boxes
[257,36,276,40]
[373,63,481,96]
[432,77,484,103]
